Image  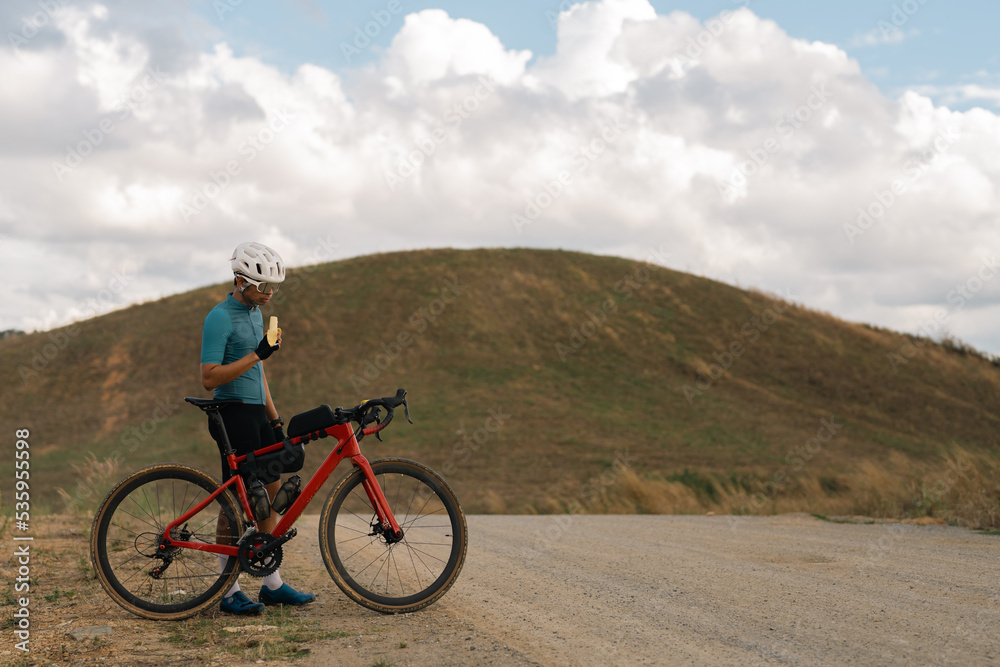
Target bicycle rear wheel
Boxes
[90,463,244,620]
[319,457,467,613]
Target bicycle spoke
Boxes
[366,548,391,592]
[407,540,422,592]
[353,549,389,580]
[109,550,152,571]
[336,523,373,536]
[337,532,376,544]
[402,508,448,532]
[391,548,405,596]
[189,513,220,539]
[95,468,242,617]
[404,543,449,566]
[346,488,377,524]
[130,489,163,529]
[323,461,465,612]
[385,548,392,595]
[407,492,435,526]
[340,540,378,565]
[113,506,162,533]
[405,544,442,577]
[154,481,162,527]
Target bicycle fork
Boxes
[351,455,404,542]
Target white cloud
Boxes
[5,0,1000,355]
[528,0,656,98]
[909,82,1000,110]
[383,9,531,86]
[849,26,920,48]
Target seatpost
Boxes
[208,409,235,456]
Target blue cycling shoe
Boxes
[220,590,265,615]
[259,583,316,606]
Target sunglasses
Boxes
[239,275,281,294]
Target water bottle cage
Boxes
[247,480,271,522]
[271,475,302,515]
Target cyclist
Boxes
[200,241,316,615]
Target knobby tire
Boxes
[90,463,244,620]
[318,458,467,614]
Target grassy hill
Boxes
[3,248,999,527]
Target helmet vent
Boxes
[231,242,285,285]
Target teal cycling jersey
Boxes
[201,293,266,404]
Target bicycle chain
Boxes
[237,531,283,577]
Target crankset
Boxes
[237,528,298,577]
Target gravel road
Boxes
[19,513,997,665]
[290,513,1000,666]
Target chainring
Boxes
[237,531,283,577]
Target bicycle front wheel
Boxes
[90,463,244,620]
[319,458,467,614]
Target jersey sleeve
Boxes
[201,307,231,365]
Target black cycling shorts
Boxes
[207,403,281,484]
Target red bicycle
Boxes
[90,389,467,620]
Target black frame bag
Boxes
[287,404,337,439]
[241,405,335,483]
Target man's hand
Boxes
[255,334,280,361]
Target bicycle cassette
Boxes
[237,531,283,577]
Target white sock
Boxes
[262,568,283,591]
[219,555,240,598]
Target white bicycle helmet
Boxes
[231,242,285,283]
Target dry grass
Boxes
[849,446,1000,528]
[550,445,1000,529]
[4,248,1000,528]
[55,453,122,519]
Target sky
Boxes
[3,0,1000,354]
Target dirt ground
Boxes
[3,513,998,666]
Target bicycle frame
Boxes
[160,422,402,557]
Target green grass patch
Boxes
[43,588,76,603]
[162,606,352,661]
[4,248,1000,528]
